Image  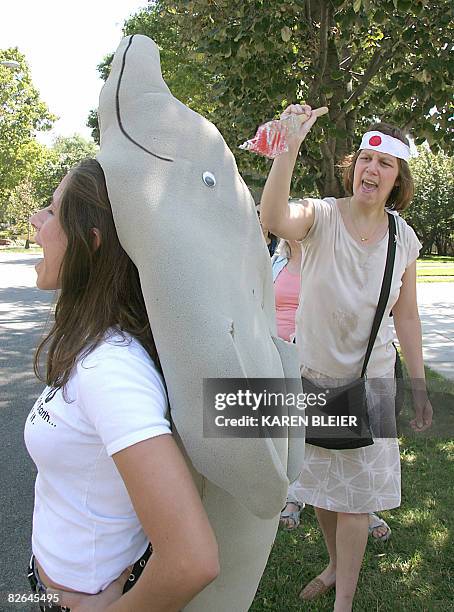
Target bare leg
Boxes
[314,508,337,585]
[334,512,368,612]
[314,507,338,584]
[300,507,337,600]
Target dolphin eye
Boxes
[202,171,216,187]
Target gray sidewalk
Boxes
[0,251,53,600]
[416,282,454,381]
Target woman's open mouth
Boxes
[361,179,378,193]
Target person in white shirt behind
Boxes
[25,158,219,612]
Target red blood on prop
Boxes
[239,120,288,159]
[369,135,382,146]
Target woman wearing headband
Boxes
[260,105,432,611]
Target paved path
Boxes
[0,251,53,604]
[0,251,452,600]
[417,282,454,380]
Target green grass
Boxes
[0,245,42,253]
[417,257,454,283]
[251,366,454,611]
[397,365,454,446]
[419,256,454,264]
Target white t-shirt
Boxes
[24,330,171,593]
[295,198,421,378]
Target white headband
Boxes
[360,131,410,162]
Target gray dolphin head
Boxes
[97,35,303,518]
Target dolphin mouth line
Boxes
[115,34,174,163]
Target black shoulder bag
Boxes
[303,213,397,450]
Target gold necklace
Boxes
[348,198,384,242]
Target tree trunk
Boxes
[421,238,434,256]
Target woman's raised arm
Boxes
[260,104,324,241]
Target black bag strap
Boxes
[360,213,397,378]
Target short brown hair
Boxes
[342,122,414,212]
[34,158,160,390]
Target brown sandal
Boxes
[299,576,335,601]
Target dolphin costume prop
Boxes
[97,34,304,611]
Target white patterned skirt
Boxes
[289,367,401,513]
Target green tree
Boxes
[123,5,213,115]
[33,134,98,206]
[5,178,39,247]
[87,108,101,144]
[87,0,213,143]
[3,135,98,243]
[109,0,453,197]
[405,148,454,255]
[0,48,56,215]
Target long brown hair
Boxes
[34,158,160,390]
[342,122,414,212]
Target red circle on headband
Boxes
[369,135,382,146]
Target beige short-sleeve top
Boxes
[295,197,421,378]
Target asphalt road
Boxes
[0,251,53,606]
